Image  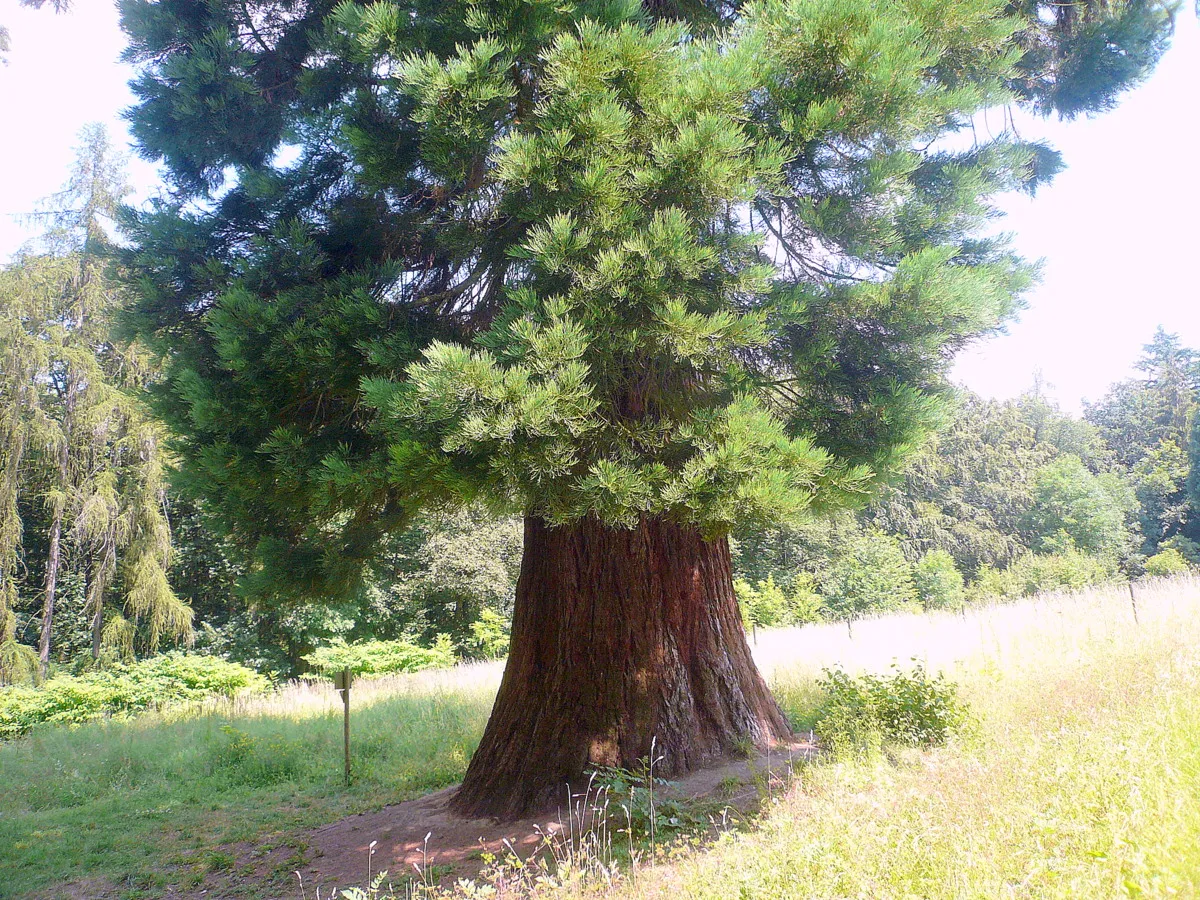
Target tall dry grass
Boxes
[753,574,1195,680]
[175,659,505,723]
[541,575,1200,900]
[6,576,1200,899]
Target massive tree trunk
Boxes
[452,515,792,820]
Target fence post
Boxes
[334,667,353,786]
[1129,582,1139,626]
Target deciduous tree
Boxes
[1022,454,1136,561]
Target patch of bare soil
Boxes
[224,738,817,899]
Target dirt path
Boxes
[227,738,817,898]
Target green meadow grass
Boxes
[4,579,1200,899]
[593,581,1200,900]
[0,671,496,898]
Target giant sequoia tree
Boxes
[119,0,1172,816]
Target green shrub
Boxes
[786,574,825,624]
[127,653,266,697]
[968,563,1021,601]
[302,635,456,676]
[815,663,965,755]
[913,549,965,610]
[736,574,824,628]
[1160,535,1200,565]
[968,549,1113,602]
[1012,548,1113,593]
[736,575,788,628]
[466,609,510,659]
[822,530,918,619]
[0,654,267,740]
[1144,547,1191,577]
[589,762,709,843]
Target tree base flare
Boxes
[452,515,792,820]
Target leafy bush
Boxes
[1160,535,1200,565]
[588,763,707,842]
[302,635,456,676]
[913,549,965,610]
[736,574,823,628]
[969,563,1021,601]
[822,531,918,619]
[736,575,787,628]
[786,574,825,624]
[466,609,510,659]
[1143,547,1191,577]
[0,653,267,739]
[815,663,966,755]
[1012,548,1114,593]
[969,548,1113,601]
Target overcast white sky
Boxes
[1,1,1198,413]
[953,8,1200,412]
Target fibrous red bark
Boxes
[451,515,792,820]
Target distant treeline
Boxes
[732,331,1200,624]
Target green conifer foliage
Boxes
[119,0,1173,594]
[1188,415,1200,536]
[1010,0,1173,118]
[117,0,1174,810]
[0,127,191,680]
[1086,328,1200,552]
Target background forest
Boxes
[2,129,1197,686]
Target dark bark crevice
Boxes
[452,515,792,820]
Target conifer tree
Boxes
[119,0,1174,815]
[1086,328,1199,552]
[1189,413,1200,537]
[0,126,190,680]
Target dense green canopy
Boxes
[118,0,1175,602]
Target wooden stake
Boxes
[1129,582,1139,626]
[334,667,353,786]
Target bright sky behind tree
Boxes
[1,0,1197,413]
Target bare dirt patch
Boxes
[225,738,817,898]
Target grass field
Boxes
[599,578,1200,900]
[0,667,499,898]
[3,578,1199,898]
